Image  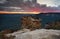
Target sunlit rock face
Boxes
[6,29,60,39]
[21,16,41,30]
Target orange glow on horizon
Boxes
[30,8,40,12]
[0,11,40,14]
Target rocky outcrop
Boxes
[6,29,60,39]
[21,16,41,30]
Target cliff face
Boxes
[21,16,41,30]
[45,20,60,30]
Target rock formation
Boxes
[21,16,41,30]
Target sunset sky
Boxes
[0,0,60,7]
[37,0,60,7]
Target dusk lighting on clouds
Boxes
[0,0,6,3]
[37,0,60,7]
[0,0,60,13]
[0,0,60,7]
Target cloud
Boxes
[37,0,60,7]
[0,0,6,3]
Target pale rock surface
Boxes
[6,29,60,39]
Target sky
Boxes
[37,0,60,7]
[0,0,60,7]
[0,0,6,3]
